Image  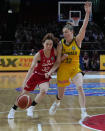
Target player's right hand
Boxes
[61,54,68,61]
[84,1,92,14]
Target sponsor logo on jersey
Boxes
[72,46,76,50]
[51,56,54,61]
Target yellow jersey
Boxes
[57,37,81,87]
[61,37,80,67]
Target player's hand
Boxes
[84,1,92,14]
[61,54,68,61]
[45,72,51,78]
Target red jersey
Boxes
[34,48,56,75]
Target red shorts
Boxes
[24,73,50,91]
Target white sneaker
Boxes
[49,101,60,115]
[26,106,35,118]
[79,112,90,123]
[8,108,15,119]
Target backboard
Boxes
[58,1,92,23]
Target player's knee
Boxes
[73,73,83,87]
[77,86,83,92]
[40,89,47,95]
[75,81,83,89]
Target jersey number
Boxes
[65,58,72,63]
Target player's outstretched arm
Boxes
[76,1,92,47]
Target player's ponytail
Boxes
[63,21,74,31]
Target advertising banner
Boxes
[0,56,33,71]
[100,55,105,70]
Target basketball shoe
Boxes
[8,108,15,119]
[49,101,60,115]
[26,106,35,118]
[79,112,90,123]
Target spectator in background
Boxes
[82,52,89,70]
[29,49,36,55]
[91,51,99,71]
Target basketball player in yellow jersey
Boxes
[45,1,92,122]
[57,37,81,86]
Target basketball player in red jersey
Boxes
[8,33,59,118]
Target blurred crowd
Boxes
[0,20,105,71]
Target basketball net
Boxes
[70,17,80,26]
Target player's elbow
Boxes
[78,31,86,41]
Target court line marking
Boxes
[35,106,105,111]
[1,106,105,114]
[79,113,105,131]
[42,122,79,125]
[1,112,105,131]
[51,74,105,79]
[38,124,42,131]
[79,120,102,131]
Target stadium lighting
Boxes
[8,9,13,14]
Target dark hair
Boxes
[42,33,59,48]
[63,22,74,31]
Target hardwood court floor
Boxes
[0,72,105,131]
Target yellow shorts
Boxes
[57,63,81,87]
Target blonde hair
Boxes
[63,21,74,31]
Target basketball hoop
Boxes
[71,17,80,26]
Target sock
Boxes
[81,108,86,114]
[56,94,61,100]
[12,104,18,110]
[31,101,37,106]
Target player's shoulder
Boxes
[38,49,43,53]
[33,51,41,60]
[58,38,65,47]
[60,38,65,44]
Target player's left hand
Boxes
[45,72,51,78]
[84,1,92,14]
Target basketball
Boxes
[17,95,32,109]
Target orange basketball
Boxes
[17,95,32,109]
